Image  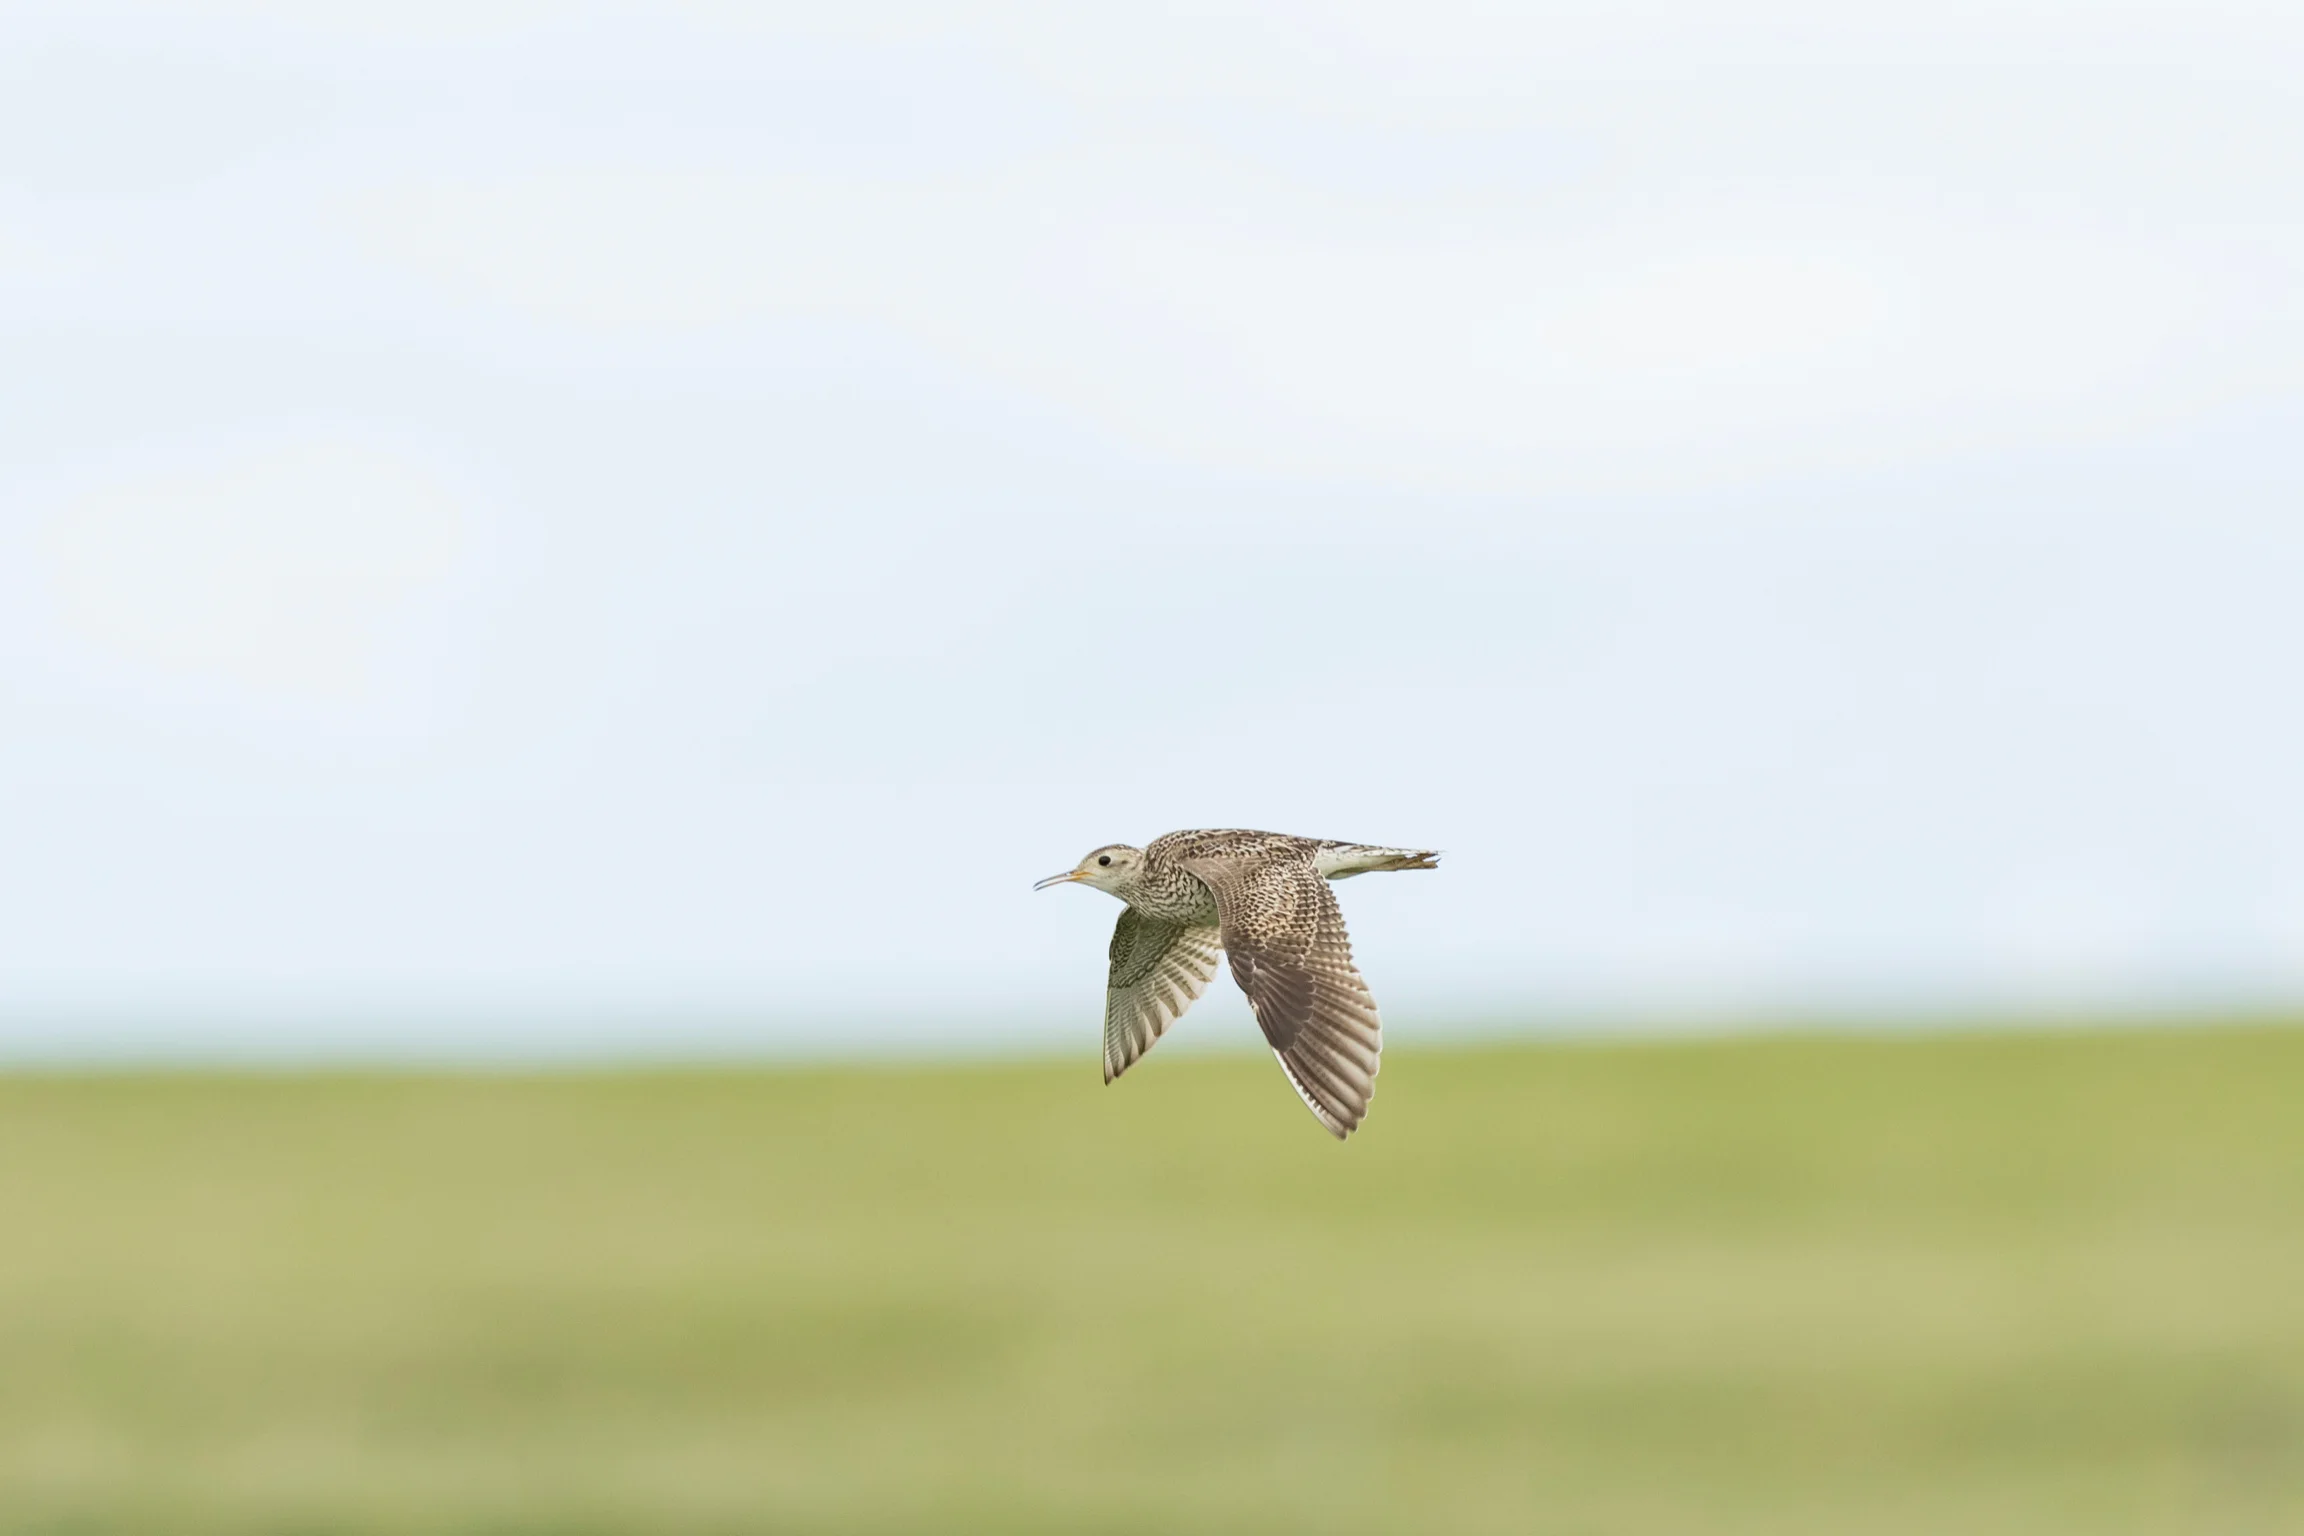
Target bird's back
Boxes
[1148,829,1439,881]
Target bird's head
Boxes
[1033,844,1145,897]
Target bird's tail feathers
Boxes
[1315,844,1442,879]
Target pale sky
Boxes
[3,2,2302,1058]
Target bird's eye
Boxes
[1098,855,1113,866]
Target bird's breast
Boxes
[1125,872,1220,927]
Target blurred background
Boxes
[2,3,2300,1532]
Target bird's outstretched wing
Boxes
[1179,851,1382,1137]
[1105,910,1224,1083]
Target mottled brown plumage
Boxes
[1034,829,1440,1138]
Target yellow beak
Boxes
[1032,870,1084,891]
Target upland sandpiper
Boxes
[1035,829,1439,1138]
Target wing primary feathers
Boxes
[1179,848,1385,1138]
[1102,910,1223,1083]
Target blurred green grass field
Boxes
[3,1026,2302,1535]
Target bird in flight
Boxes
[1034,829,1440,1138]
